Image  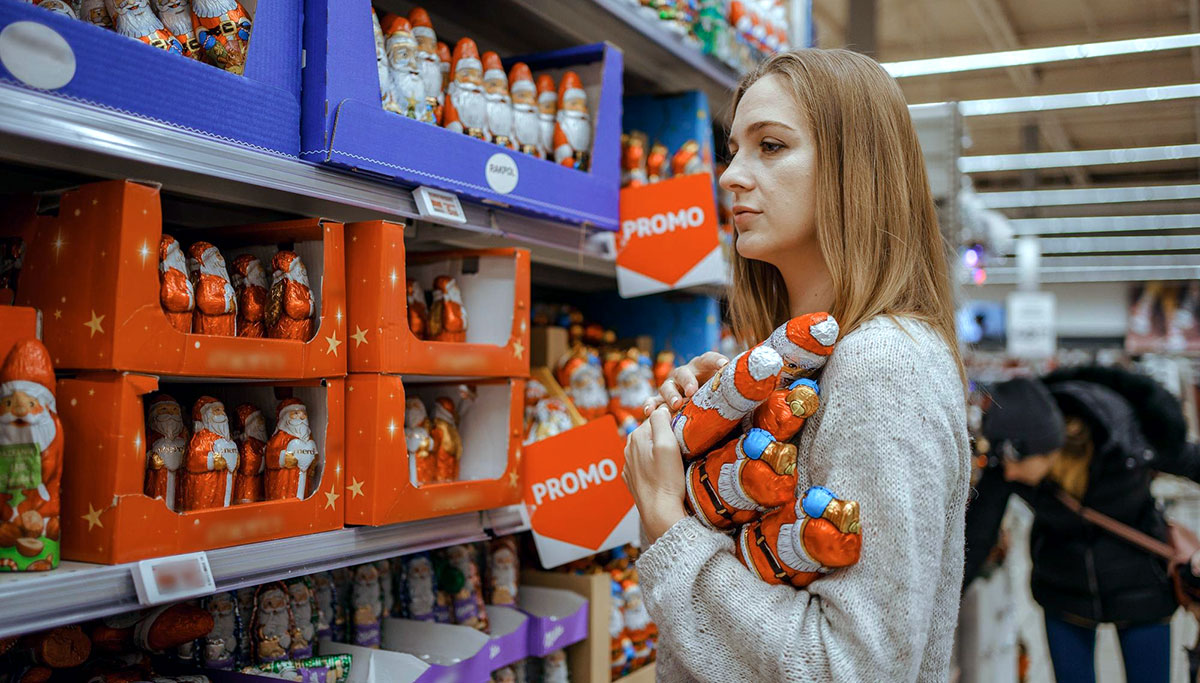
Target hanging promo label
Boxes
[131,551,216,606]
[413,185,467,225]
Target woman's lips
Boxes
[732,208,761,228]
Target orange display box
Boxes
[345,221,530,378]
[13,180,347,380]
[0,306,39,357]
[57,373,346,564]
[344,374,523,526]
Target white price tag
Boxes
[131,552,216,606]
[412,186,467,225]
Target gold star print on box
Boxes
[325,333,342,356]
[82,503,104,531]
[351,327,368,347]
[84,311,105,337]
[348,477,365,498]
[324,485,340,509]
[512,340,525,360]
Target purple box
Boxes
[518,585,589,657]
[0,0,301,155]
[188,669,328,683]
[484,606,531,672]
[300,0,622,230]
[383,617,493,683]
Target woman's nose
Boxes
[719,157,753,194]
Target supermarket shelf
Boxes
[0,84,615,279]
[0,508,530,639]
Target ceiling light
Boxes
[979,184,1200,208]
[960,143,1200,173]
[1009,214,1200,235]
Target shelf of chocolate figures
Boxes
[346,220,530,379]
[0,0,302,155]
[300,0,623,230]
[4,180,348,380]
[345,375,525,526]
[53,373,346,565]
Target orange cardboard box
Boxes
[345,221,530,378]
[344,374,523,526]
[0,306,39,357]
[57,373,345,564]
[14,180,347,380]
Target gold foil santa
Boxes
[191,0,252,74]
[265,398,318,500]
[158,234,195,334]
[553,71,591,171]
[180,396,239,511]
[408,8,444,125]
[430,387,474,484]
[404,397,435,485]
[268,251,315,341]
[105,0,184,55]
[381,15,432,123]
[482,51,515,150]
[406,278,429,340]
[508,62,542,158]
[428,275,467,343]
[152,0,202,60]
[186,241,236,336]
[144,393,188,511]
[443,38,488,140]
[536,74,557,161]
[230,254,267,338]
[0,339,62,572]
[232,403,265,504]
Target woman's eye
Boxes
[760,140,784,154]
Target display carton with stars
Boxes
[12,181,348,380]
[344,221,531,379]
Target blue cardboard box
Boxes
[300,0,623,230]
[0,0,301,155]
[623,90,717,176]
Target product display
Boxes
[145,393,188,511]
[264,399,319,501]
[231,254,268,339]
[187,242,237,337]
[268,252,316,342]
[180,396,240,511]
[160,235,196,334]
[428,275,468,343]
[231,403,266,505]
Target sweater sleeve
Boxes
[637,321,968,682]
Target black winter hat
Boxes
[982,377,1066,459]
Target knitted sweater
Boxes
[637,316,970,682]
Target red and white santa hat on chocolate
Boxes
[766,313,840,375]
[508,62,535,95]
[433,396,457,424]
[234,403,263,432]
[407,7,436,43]
[276,397,307,424]
[381,14,415,44]
[557,71,586,109]
[482,51,507,86]
[536,74,557,110]
[436,41,451,74]
[0,339,56,413]
[450,37,482,81]
[192,396,224,430]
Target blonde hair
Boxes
[727,49,962,377]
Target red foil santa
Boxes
[404,398,435,485]
[106,0,184,55]
[482,51,516,150]
[186,241,236,337]
[268,251,316,341]
[605,353,654,436]
[158,235,195,334]
[143,393,188,511]
[152,0,202,60]
[535,75,557,162]
[556,350,609,421]
[180,396,239,511]
[381,15,432,123]
[406,278,428,340]
[408,8,443,125]
[232,403,266,505]
[553,71,591,170]
[428,275,467,343]
[508,62,542,158]
[230,254,267,338]
[430,390,471,484]
[265,399,318,500]
[735,486,862,588]
[436,41,451,97]
[443,38,488,140]
[684,428,798,530]
[190,0,253,75]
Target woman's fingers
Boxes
[648,405,675,456]
[688,352,730,389]
[642,394,665,417]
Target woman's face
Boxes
[719,74,818,268]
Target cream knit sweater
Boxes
[637,316,970,682]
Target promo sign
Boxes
[615,173,726,298]
[522,416,640,568]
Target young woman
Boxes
[622,49,970,681]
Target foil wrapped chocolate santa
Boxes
[408,7,443,125]
[524,397,575,444]
[683,427,798,530]
[351,562,383,648]
[264,398,318,500]
[186,241,236,336]
[230,254,267,338]
[370,7,388,104]
[251,583,294,664]
[268,251,316,341]
[180,396,238,510]
[482,51,515,150]
[191,0,252,74]
[158,235,195,334]
[621,131,650,188]
[406,278,428,340]
[105,0,184,55]
[440,544,489,632]
[605,351,655,437]
[400,552,439,622]
[735,485,861,588]
[486,536,519,607]
[153,0,202,60]
[286,577,316,659]
[552,71,591,171]
[201,591,239,669]
[430,388,474,484]
[144,393,188,511]
[536,75,557,162]
[404,397,435,485]
[428,275,467,343]
[381,15,432,123]
[231,403,265,504]
[443,38,488,140]
[556,348,609,421]
[509,62,541,158]
[79,0,113,28]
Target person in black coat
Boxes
[964,367,1200,683]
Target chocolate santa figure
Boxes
[180,396,238,511]
[646,142,670,183]
[231,403,265,504]
[557,349,609,421]
[158,235,195,334]
[442,544,488,632]
[0,340,62,572]
[406,278,429,340]
[735,486,862,588]
[236,586,256,659]
[747,377,820,442]
[351,563,383,648]
[201,591,238,670]
[671,139,706,177]
[267,251,316,341]
[621,582,653,666]
[381,15,431,123]
[105,0,184,54]
[375,558,396,618]
[230,254,267,338]
[190,0,252,75]
[428,275,467,342]
[311,572,336,641]
[370,7,388,104]
[508,62,541,157]
[683,428,797,530]
[621,131,649,188]
[252,584,293,664]
[542,649,570,683]
[79,0,113,28]
[431,387,473,483]
[407,8,443,125]
[36,0,77,18]
[144,393,188,511]
[606,352,654,437]
[443,38,488,140]
[186,241,236,336]
[536,74,557,161]
[285,578,315,659]
[553,71,591,170]
[404,397,435,485]
[401,553,438,622]
[524,398,574,445]
[436,40,451,94]
[264,398,318,500]
[486,537,519,607]
[152,0,201,60]
[482,51,515,149]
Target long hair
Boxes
[726,49,962,378]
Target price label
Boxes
[131,552,216,606]
[412,186,467,225]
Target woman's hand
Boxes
[623,405,687,543]
[642,351,729,416]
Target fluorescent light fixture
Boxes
[948,83,1200,116]
[1009,214,1200,235]
[960,143,1200,173]
[1004,235,1200,255]
[979,184,1200,208]
[884,33,1200,78]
